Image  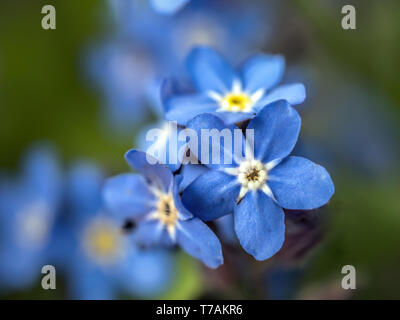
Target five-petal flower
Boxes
[181,101,334,260]
[164,46,306,125]
[103,150,223,269]
[0,144,62,290]
[62,161,174,299]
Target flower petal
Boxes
[178,163,210,192]
[215,214,237,244]
[69,266,114,300]
[103,173,155,221]
[173,175,193,220]
[256,83,306,108]
[150,0,190,14]
[241,54,285,93]
[134,220,168,247]
[268,156,335,210]
[177,218,223,269]
[213,111,254,125]
[186,113,246,169]
[22,144,61,208]
[247,100,301,163]
[182,170,240,221]
[234,191,285,260]
[119,249,174,297]
[186,46,236,94]
[164,93,218,126]
[125,149,173,192]
[67,162,104,217]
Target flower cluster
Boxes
[0,1,335,299]
[88,0,269,131]
[0,146,174,299]
[104,46,334,266]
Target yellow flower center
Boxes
[84,218,123,265]
[221,92,252,112]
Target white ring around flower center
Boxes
[237,159,267,190]
[224,158,278,203]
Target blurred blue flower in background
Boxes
[299,79,400,179]
[103,150,223,269]
[111,0,191,16]
[0,144,61,291]
[109,0,270,68]
[163,46,306,125]
[150,0,190,14]
[86,41,155,131]
[182,101,334,260]
[61,161,174,299]
[94,0,271,131]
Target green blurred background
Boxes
[0,0,399,299]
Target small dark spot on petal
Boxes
[122,219,136,233]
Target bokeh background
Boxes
[0,0,399,299]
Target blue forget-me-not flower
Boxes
[181,101,334,260]
[86,41,155,131]
[103,150,223,269]
[164,46,306,125]
[96,2,271,130]
[62,161,174,299]
[109,1,269,69]
[0,144,62,290]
